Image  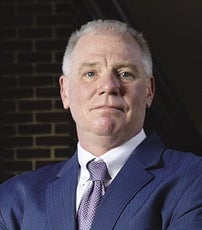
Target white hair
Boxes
[62,19,153,77]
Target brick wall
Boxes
[0,0,91,182]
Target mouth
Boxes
[91,105,124,113]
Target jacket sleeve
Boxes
[0,177,23,230]
[168,174,202,230]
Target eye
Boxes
[84,71,96,78]
[120,72,131,78]
[118,71,135,82]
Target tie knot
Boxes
[87,160,109,182]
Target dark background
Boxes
[1,0,201,182]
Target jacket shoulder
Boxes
[163,148,202,173]
[0,160,67,206]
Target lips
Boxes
[91,105,124,112]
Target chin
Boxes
[93,117,121,136]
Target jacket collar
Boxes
[46,154,79,229]
[46,132,165,229]
[91,132,166,229]
[135,132,165,169]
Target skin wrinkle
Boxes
[60,32,154,156]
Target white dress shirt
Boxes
[76,129,146,211]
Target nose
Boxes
[97,74,121,96]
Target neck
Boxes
[77,130,140,157]
[79,139,118,157]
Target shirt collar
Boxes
[78,129,146,180]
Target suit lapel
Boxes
[91,155,154,229]
[46,154,79,230]
[91,133,165,229]
[45,133,165,230]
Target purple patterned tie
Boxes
[78,160,109,230]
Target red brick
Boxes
[36,15,72,26]
[0,16,33,27]
[18,3,52,15]
[2,149,15,160]
[19,28,53,39]
[54,124,69,134]
[1,64,33,75]
[18,124,51,135]
[36,112,68,123]
[2,100,16,111]
[55,147,76,158]
[55,123,76,134]
[55,3,72,13]
[18,100,52,111]
[3,41,33,51]
[1,0,84,176]
[18,52,52,63]
[2,161,32,172]
[35,63,61,74]
[2,125,16,136]
[0,52,14,63]
[35,40,66,51]
[38,0,73,2]
[36,135,73,146]
[0,4,15,15]
[3,113,33,124]
[2,76,18,88]
[4,0,36,2]
[54,51,64,63]
[36,87,60,98]
[0,173,16,183]
[19,75,53,87]
[17,148,51,159]
[55,27,72,38]
[4,136,33,147]
[54,99,64,110]
[3,88,34,99]
[18,124,51,134]
[1,28,17,39]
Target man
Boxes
[0,20,202,230]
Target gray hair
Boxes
[62,19,153,76]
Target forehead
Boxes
[71,32,142,66]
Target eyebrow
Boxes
[113,63,138,72]
[78,62,139,73]
[78,62,100,72]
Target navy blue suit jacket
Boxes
[0,133,202,229]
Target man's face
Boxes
[60,32,154,145]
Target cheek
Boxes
[68,82,93,110]
[128,83,148,106]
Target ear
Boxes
[59,75,70,109]
[146,76,155,108]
